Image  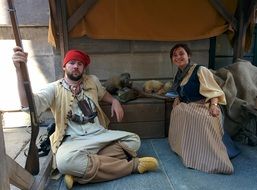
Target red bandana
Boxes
[63,50,90,67]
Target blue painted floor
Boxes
[45,138,257,190]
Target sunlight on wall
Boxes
[0,40,49,111]
[0,40,20,110]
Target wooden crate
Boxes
[101,98,166,138]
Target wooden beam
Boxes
[2,113,34,190]
[253,25,257,66]
[0,112,10,190]
[243,0,257,23]
[1,112,52,190]
[209,0,237,31]
[233,0,257,62]
[48,0,58,38]
[209,37,216,69]
[5,140,52,190]
[7,155,34,189]
[56,0,69,61]
[233,1,245,61]
[68,0,98,32]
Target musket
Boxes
[7,0,40,175]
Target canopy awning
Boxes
[48,0,237,47]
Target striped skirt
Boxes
[168,102,234,174]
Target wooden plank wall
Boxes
[69,37,210,82]
[81,38,210,138]
[69,37,210,138]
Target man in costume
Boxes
[12,47,158,189]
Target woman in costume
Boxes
[168,43,239,174]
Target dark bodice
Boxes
[177,65,205,103]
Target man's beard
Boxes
[66,72,83,81]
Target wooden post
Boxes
[233,0,257,62]
[56,0,69,62]
[233,0,245,62]
[209,0,257,63]
[0,111,10,190]
[7,155,34,189]
[209,37,216,69]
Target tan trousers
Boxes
[75,142,139,184]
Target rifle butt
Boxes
[25,143,40,175]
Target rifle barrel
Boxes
[7,0,40,175]
[7,0,22,48]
